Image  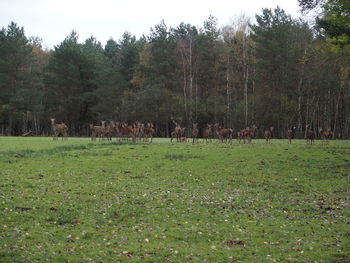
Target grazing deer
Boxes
[287,126,296,144]
[192,123,199,143]
[264,127,274,144]
[203,124,213,143]
[50,118,68,140]
[214,123,233,143]
[306,124,315,144]
[180,137,188,142]
[319,128,333,144]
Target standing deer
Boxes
[50,118,68,140]
[192,123,199,143]
[237,129,244,143]
[89,123,105,141]
[170,131,177,143]
[287,126,296,144]
[143,123,155,142]
[214,123,233,143]
[203,124,213,143]
[171,118,183,142]
[264,127,274,144]
[118,122,135,142]
[102,120,114,141]
[112,121,121,140]
[306,124,315,144]
[319,128,333,144]
[242,125,257,144]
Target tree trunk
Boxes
[244,64,249,127]
[333,90,341,139]
[8,115,13,136]
[189,37,193,127]
[182,60,187,123]
[297,63,304,136]
[226,55,231,128]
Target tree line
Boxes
[1,4,349,138]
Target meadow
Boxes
[0,137,349,262]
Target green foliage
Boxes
[319,0,350,46]
[0,22,34,133]
[1,10,350,138]
[251,7,314,128]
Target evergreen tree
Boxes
[0,22,33,135]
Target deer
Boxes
[131,121,142,141]
[50,118,68,140]
[203,124,213,143]
[118,122,135,142]
[306,124,315,144]
[242,125,257,144]
[171,118,183,142]
[214,123,233,143]
[287,126,296,144]
[170,131,177,143]
[237,129,244,143]
[102,120,115,141]
[319,127,333,144]
[264,127,274,144]
[89,123,105,141]
[180,137,188,142]
[192,123,199,143]
[143,123,155,142]
[111,121,121,140]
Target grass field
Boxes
[0,137,349,262]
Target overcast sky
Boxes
[1,0,304,49]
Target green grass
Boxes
[0,137,349,262]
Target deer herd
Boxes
[89,121,155,142]
[50,118,334,144]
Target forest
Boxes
[0,1,349,138]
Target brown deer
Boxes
[131,121,142,141]
[264,127,274,144]
[89,123,105,141]
[143,123,155,142]
[192,123,199,143]
[180,137,188,142]
[203,124,213,143]
[237,129,244,143]
[171,118,183,142]
[287,126,296,144]
[242,125,257,144]
[118,122,135,142]
[50,118,68,140]
[102,120,114,140]
[214,123,233,143]
[319,128,333,144]
[306,124,315,144]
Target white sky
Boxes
[0,0,304,49]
